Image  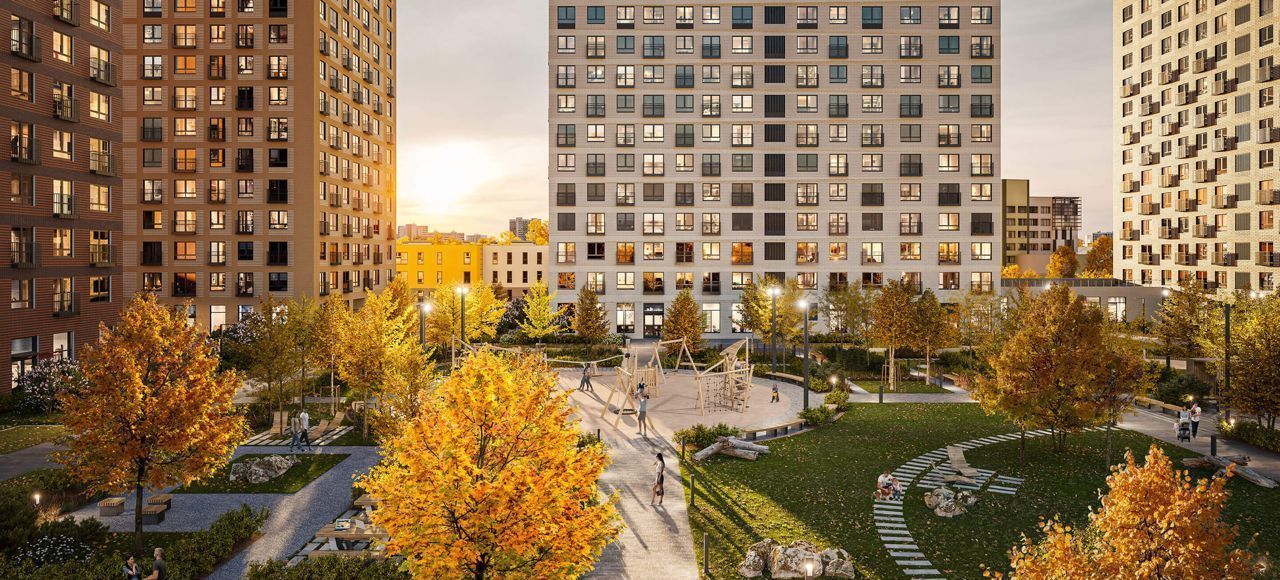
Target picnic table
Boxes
[353,494,379,508]
[315,523,389,542]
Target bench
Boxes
[308,418,337,439]
[141,504,168,525]
[1135,396,1183,417]
[269,410,290,436]
[309,549,380,560]
[763,372,805,386]
[146,494,173,509]
[98,497,125,517]
[946,446,980,479]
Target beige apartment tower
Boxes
[1114,0,1280,292]
[121,0,397,328]
[549,2,1002,339]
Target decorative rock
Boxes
[923,486,978,517]
[820,547,850,564]
[769,543,822,579]
[824,558,859,578]
[228,455,300,484]
[736,549,766,578]
[747,538,779,563]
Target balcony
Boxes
[1193,56,1216,73]
[343,55,354,71]
[208,125,226,142]
[90,246,113,267]
[971,103,994,118]
[1177,144,1199,159]
[899,162,923,177]
[1260,128,1280,144]
[1193,224,1216,238]
[52,297,78,318]
[1140,152,1160,166]
[939,191,961,206]
[1212,136,1237,152]
[329,76,342,91]
[1259,64,1280,83]
[970,44,994,58]
[318,220,331,235]
[1257,253,1280,268]
[938,134,960,147]
[899,44,923,58]
[53,0,80,25]
[1212,193,1238,209]
[1159,69,1179,85]
[236,33,255,49]
[938,255,962,266]
[971,163,994,176]
[1140,101,1159,116]
[10,31,41,62]
[1193,169,1216,183]
[89,152,115,176]
[1120,83,1139,98]
[1212,252,1237,266]
[236,221,255,235]
[10,241,38,268]
[971,221,994,235]
[1122,180,1141,194]
[1258,189,1280,205]
[1175,198,1198,212]
[1160,174,1179,188]
[1139,253,1160,266]
[1176,253,1198,266]
[10,138,38,164]
[1194,112,1216,128]
[1177,90,1197,106]
[900,224,922,236]
[1120,229,1140,241]
[319,38,330,56]
[52,97,79,122]
[1161,121,1180,136]
[900,103,923,117]
[1158,226,1182,240]
[1121,131,1140,145]
[1212,78,1237,96]
[89,58,117,86]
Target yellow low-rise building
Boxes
[396,239,484,296]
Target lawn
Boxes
[328,428,379,446]
[852,379,951,395]
[0,425,66,454]
[683,404,1278,579]
[177,453,348,494]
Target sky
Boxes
[396,0,1115,237]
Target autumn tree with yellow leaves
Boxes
[338,278,430,437]
[1002,446,1257,579]
[57,294,245,556]
[870,279,920,391]
[359,351,620,579]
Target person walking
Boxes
[298,408,312,451]
[287,413,301,453]
[650,453,665,506]
[579,365,593,392]
[770,383,780,403]
[636,394,650,437]
[1190,401,1202,439]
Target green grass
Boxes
[328,428,379,446]
[683,404,1279,579]
[0,410,62,428]
[0,425,65,454]
[176,453,348,494]
[853,379,951,395]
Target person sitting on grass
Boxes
[876,470,903,501]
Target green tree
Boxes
[661,288,704,353]
[954,289,1000,354]
[1082,236,1113,277]
[572,287,610,344]
[820,282,873,344]
[869,280,919,390]
[1154,277,1212,360]
[519,281,566,340]
[1203,294,1280,428]
[911,290,956,383]
[738,276,805,349]
[1046,245,1079,278]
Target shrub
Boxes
[798,406,835,426]
[13,534,93,566]
[824,390,850,411]
[246,555,410,579]
[164,505,269,579]
[576,432,603,449]
[0,490,40,556]
[807,376,833,394]
[13,357,84,414]
[1219,420,1280,454]
[936,350,980,374]
[1151,367,1212,406]
[819,346,885,377]
[673,423,741,449]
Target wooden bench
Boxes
[1135,396,1183,417]
[308,549,381,560]
[269,410,290,436]
[146,494,173,509]
[946,446,980,479]
[141,504,168,525]
[308,418,337,439]
[763,372,805,386]
[98,497,125,517]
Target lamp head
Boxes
[456,286,469,296]
[32,493,39,506]
[421,302,433,313]
[1161,288,1171,297]
[797,299,809,310]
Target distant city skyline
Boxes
[397,0,1113,236]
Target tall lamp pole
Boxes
[418,297,430,354]
[455,286,469,368]
[799,299,811,410]
[1161,288,1172,369]
[768,287,780,372]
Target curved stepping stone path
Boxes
[875,427,1106,579]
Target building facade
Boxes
[508,217,532,241]
[395,239,483,296]
[3,0,124,392]
[1114,0,1279,292]
[484,242,547,299]
[1001,178,1081,270]
[120,0,397,329]
[548,2,1002,339]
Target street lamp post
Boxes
[453,286,469,369]
[799,299,811,410]
[418,299,431,355]
[768,288,780,372]
[1161,288,1172,369]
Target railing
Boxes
[52,97,80,122]
[11,137,38,164]
[1212,252,1237,266]
[90,245,113,267]
[10,241,37,268]
[970,44,994,58]
[938,74,962,88]
[54,0,80,25]
[90,152,115,176]
[1193,224,1216,238]
[89,58,116,85]
[10,31,41,61]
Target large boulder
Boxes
[824,559,859,578]
[737,538,778,578]
[769,543,822,579]
[229,455,299,484]
[924,486,978,517]
[821,547,850,565]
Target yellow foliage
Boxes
[359,351,621,579]
[1004,446,1256,579]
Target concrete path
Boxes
[849,392,976,404]
[0,442,60,481]
[1119,408,1280,480]
[568,375,699,580]
[68,445,380,580]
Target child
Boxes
[770,383,780,403]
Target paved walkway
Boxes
[568,374,700,580]
[67,445,379,579]
[0,442,60,481]
[1119,408,1280,480]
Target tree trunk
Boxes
[133,481,144,556]
[475,557,487,580]
[888,347,896,391]
[1105,423,1114,470]
[329,367,337,417]
[925,346,932,386]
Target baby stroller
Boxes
[1176,419,1192,442]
